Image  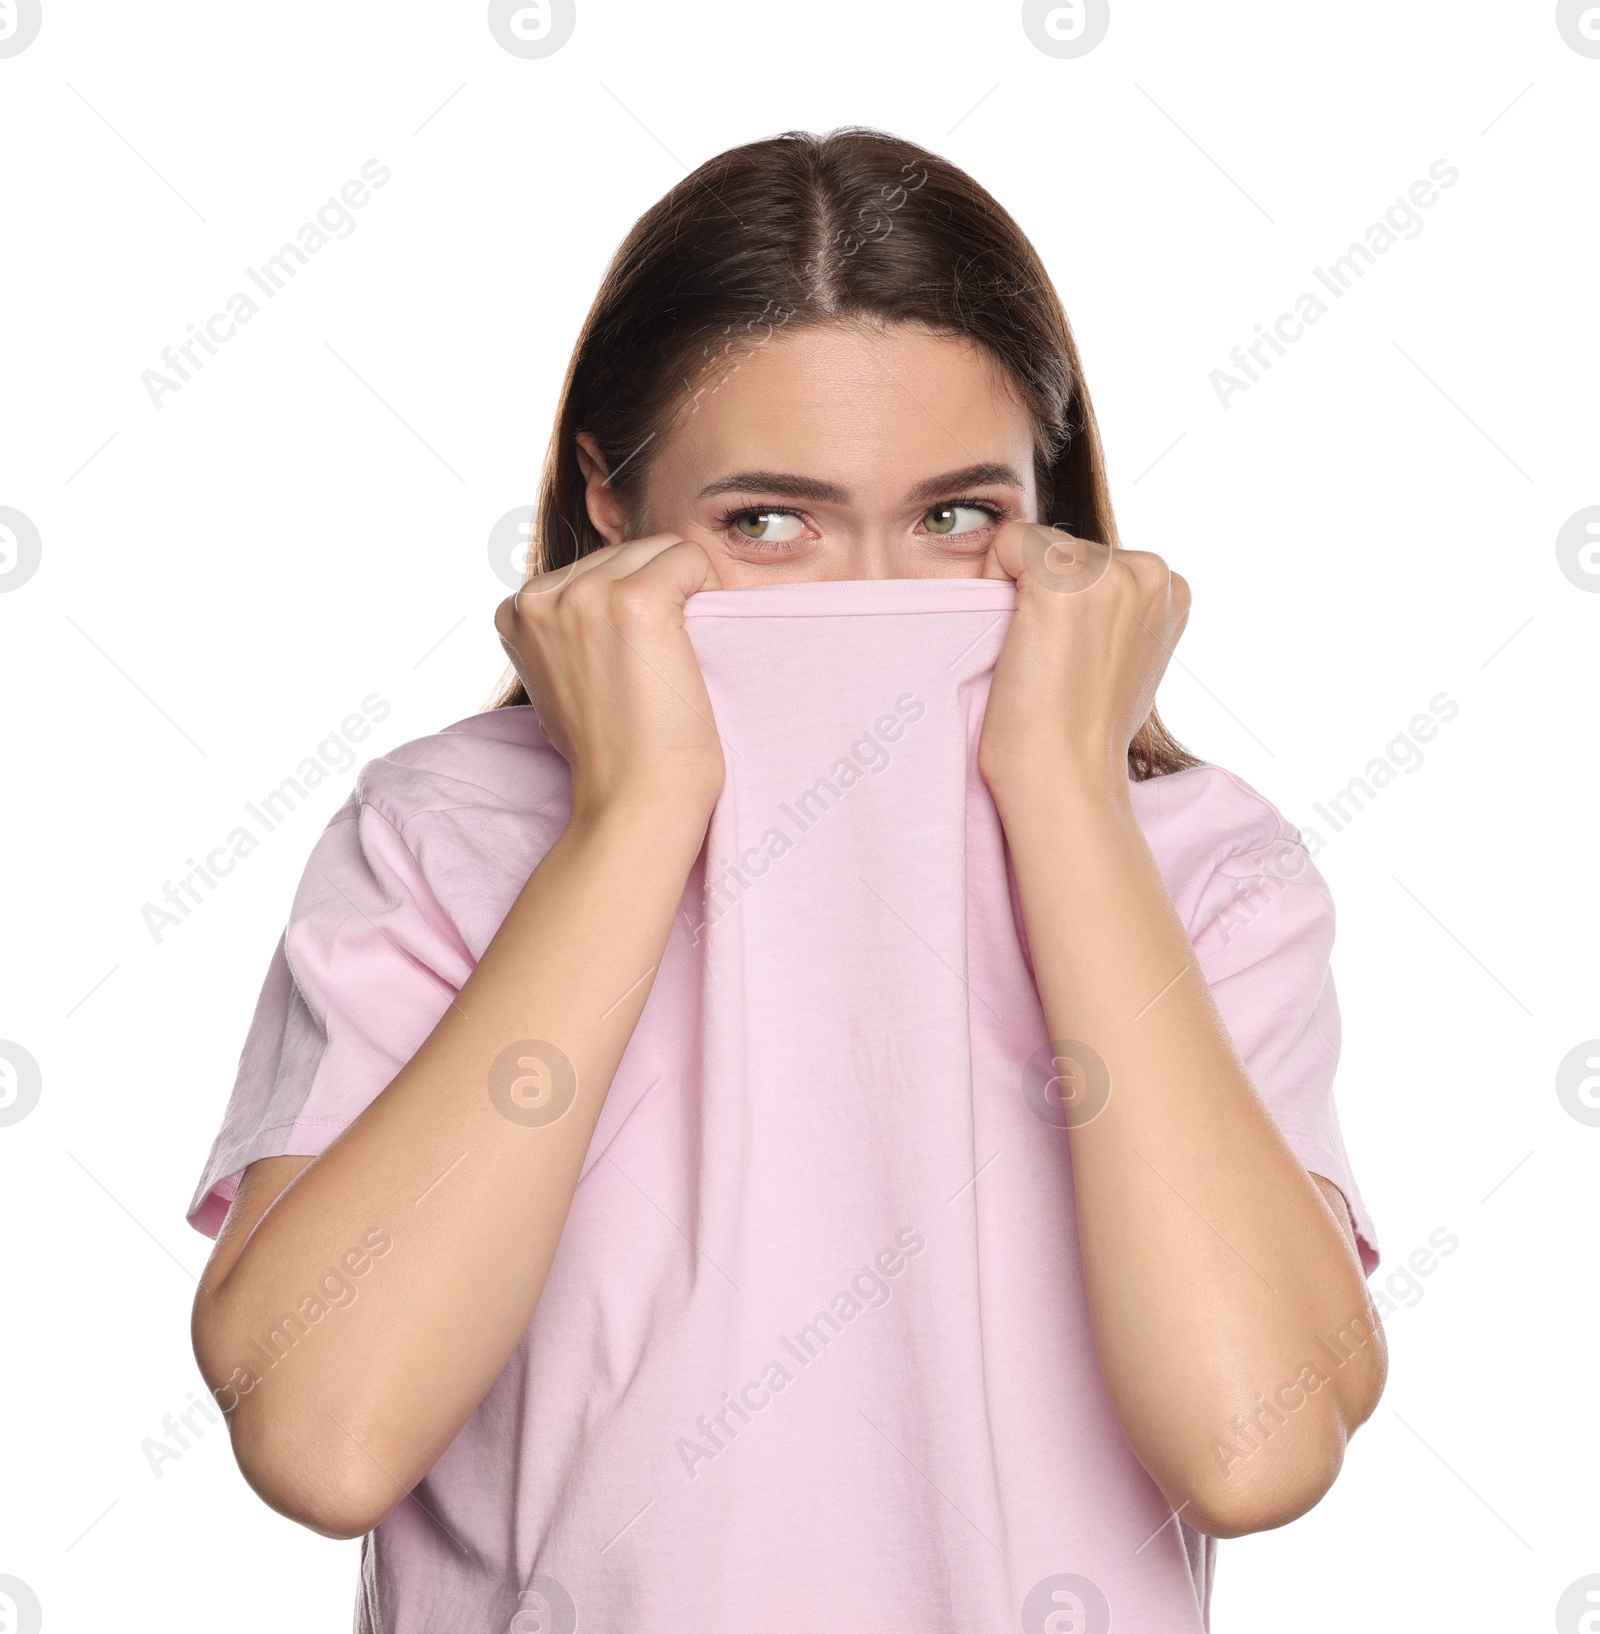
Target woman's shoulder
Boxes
[349,704,569,837]
[1129,760,1314,876]
[1130,763,1339,977]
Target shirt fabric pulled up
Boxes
[187,576,1379,1634]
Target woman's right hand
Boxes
[494,534,727,823]
[202,533,731,1540]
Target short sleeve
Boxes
[184,796,474,1238]
[1188,832,1380,1276]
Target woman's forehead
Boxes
[645,323,1037,501]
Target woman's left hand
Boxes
[977,522,1190,800]
[974,522,1383,1535]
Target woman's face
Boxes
[576,323,1042,586]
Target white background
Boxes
[1,2,1596,1629]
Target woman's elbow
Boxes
[1179,1440,1346,1539]
[229,1423,400,1541]
[192,1309,400,1538]
[1175,1363,1387,1538]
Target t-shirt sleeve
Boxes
[1187,827,1380,1277]
[184,795,474,1239]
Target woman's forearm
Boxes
[990,763,1385,1537]
[191,790,708,1538]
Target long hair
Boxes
[490,126,1201,781]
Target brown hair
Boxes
[490,126,1201,781]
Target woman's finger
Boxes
[514,535,631,598]
[987,521,1115,595]
[521,533,711,606]
[615,536,724,603]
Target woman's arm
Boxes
[191,536,723,1540]
[978,525,1386,1539]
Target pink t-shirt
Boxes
[187,577,1378,1634]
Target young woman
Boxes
[188,128,1383,1633]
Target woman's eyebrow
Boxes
[696,471,850,503]
[906,463,1025,502]
[696,462,1025,505]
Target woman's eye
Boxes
[732,510,805,542]
[922,504,995,536]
